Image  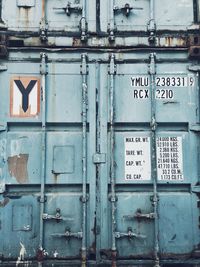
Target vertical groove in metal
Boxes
[193,0,200,23]
[39,53,47,250]
[0,0,2,22]
[149,53,160,267]
[109,54,117,266]
[95,61,101,262]
[81,53,88,267]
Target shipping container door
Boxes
[46,0,96,34]
[97,53,200,263]
[2,0,42,31]
[0,60,42,259]
[100,0,194,36]
[1,0,96,36]
[0,54,96,262]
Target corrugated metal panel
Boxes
[0,1,200,267]
[0,50,200,267]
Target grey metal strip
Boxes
[109,54,117,267]
[39,53,48,253]
[81,53,88,267]
[149,53,160,267]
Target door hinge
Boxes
[188,34,200,58]
[149,53,156,75]
[190,124,200,132]
[93,153,106,164]
[108,54,116,75]
[147,19,156,43]
[37,196,47,203]
[80,17,87,42]
[188,65,200,72]
[192,185,200,193]
[80,54,88,75]
[40,53,48,75]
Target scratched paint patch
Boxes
[8,154,29,184]
[10,76,40,117]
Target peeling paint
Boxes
[0,197,9,207]
[16,242,27,267]
[8,154,29,184]
[53,250,58,258]
[10,139,21,157]
[0,138,6,160]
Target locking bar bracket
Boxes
[113,3,143,17]
[115,228,146,239]
[53,3,82,16]
[51,229,83,239]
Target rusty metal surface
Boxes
[7,154,29,184]
[0,1,200,267]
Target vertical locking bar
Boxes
[80,0,87,42]
[109,54,117,267]
[40,0,48,42]
[0,130,7,195]
[39,53,48,252]
[109,0,115,42]
[81,53,88,267]
[149,53,160,267]
[95,61,101,262]
[148,0,156,43]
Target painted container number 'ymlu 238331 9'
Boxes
[131,75,195,99]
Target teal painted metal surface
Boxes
[0,0,198,48]
[0,50,200,267]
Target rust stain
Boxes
[8,154,29,184]
[72,38,81,46]
[165,37,173,46]
[24,8,30,28]
[177,37,186,46]
[53,173,59,183]
[0,197,9,208]
[42,0,45,19]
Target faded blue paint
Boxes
[0,50,199,266]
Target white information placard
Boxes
[125,137,151,180]
[157,136,183,181]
